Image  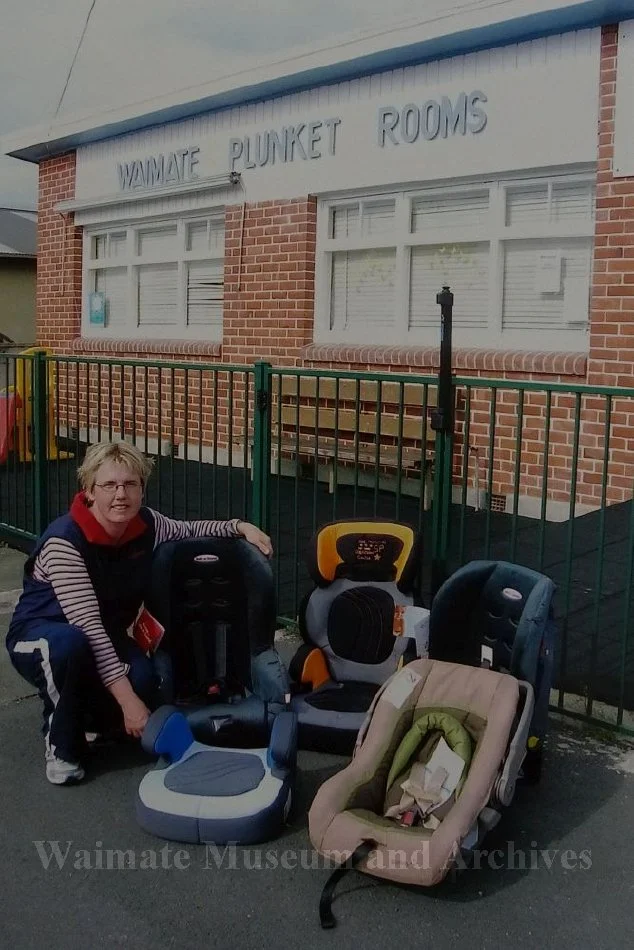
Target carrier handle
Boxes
[319,839,377,929]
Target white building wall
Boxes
[74,28,601,216]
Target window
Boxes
[316,173,596,350]
[84,214,225,340]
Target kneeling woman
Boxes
[6,441,272,786]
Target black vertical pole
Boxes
[430,286,454,598]
[432,285,454,436]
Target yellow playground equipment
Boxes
[0,347,73,463]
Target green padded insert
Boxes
[386,709,473,796]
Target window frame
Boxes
[82,211,226,341]
[315,169,596,350]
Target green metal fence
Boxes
[1,349,633,735]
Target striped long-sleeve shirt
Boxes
[32,511,242,686]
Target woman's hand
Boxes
[121,693,151,738]
[236,521,273,557]
[107,676,150,738]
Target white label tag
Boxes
[481,645,494,666]
[382,667,422,709]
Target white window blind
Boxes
[502,238,593,330]
[138,226,178,256]
[137,262,178,326]
[506,180,595,226]
[411,191,490,232]
[409,243,489,329]
[187,261,223,327]
[330,248,396,330]
[362,201,396,236]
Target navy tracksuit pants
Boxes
[7,623,158,763]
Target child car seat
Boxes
[137,704,296,845]
[308,658,534,928]
[428,560,556,782]
[136,536,297,844]
[146,536,290,744]
[289,520,424,754]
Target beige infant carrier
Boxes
[309,657,534,928]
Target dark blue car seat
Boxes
[136,536,297,844]
[428,560,557,782]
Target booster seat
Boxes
[289,520,424,754]
[309,658,534,927]
[428,560,556,782]
[136,536,297,845]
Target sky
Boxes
[0,0,501,210]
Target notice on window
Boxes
[535,251,562,294]
[563,277,589,327]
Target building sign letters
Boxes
[117,146,200,191]
[229,118,341,171]
[115,90,488,185]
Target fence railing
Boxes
[1,350,633,735]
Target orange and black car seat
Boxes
[288,520,423,753]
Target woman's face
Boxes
[85,460,144,536]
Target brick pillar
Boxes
[37,153,82,350]
[223,197,317,365]
[583,25,634,505]
[588,25,634,385]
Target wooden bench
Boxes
[265,376,438,504]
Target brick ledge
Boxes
[72,338,222,358]
[302,344,587,377]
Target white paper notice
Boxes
[382,666,422,709]
[535,250,562,294]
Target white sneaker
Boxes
[45,750,85,785]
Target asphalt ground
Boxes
[0,547,633,949]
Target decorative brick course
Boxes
[301,344,587,378]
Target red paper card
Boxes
[133,607,165,654]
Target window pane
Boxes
[506,184,549,226]
[92,235,107,260]
[502,238,592,330]
[330,248,396,330]
[331,205,359,239]
[186,221,208,253]
[551,181,595,222]
[361,200,395,236]
[409,243,489,329]
[137,226,178,256]
[411,190,489,232]
[187,260,223,327]
[137,262,178,325]
[109,232,127,257]
[209,218,224,254]
[94,267,127,328]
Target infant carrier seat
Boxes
[309,658,534,928]
[136,536,297,845]
[289,520,424,754]
[428,560,556,783]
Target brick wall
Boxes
[223,198,316,365]
[37,154,82,349]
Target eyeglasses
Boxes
[94,480,142,495]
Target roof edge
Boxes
[4,0,633,164]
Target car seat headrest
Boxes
[387,710,473,796]
[306,521,419,590]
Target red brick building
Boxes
[5,2,634,518]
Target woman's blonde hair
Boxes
[77,441,154,492]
